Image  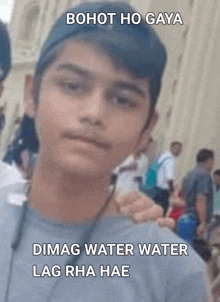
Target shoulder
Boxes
[98,218,207,274]
[98,218,209,300]
[0,161,13,175]
[138,154,148,164]
[195,168,212,184]
[0,181,27,206]
[0,161,25,188]
[158,151,174,163]
[98,217,205,266]
[0,198,23,234]
[184,167,202,181]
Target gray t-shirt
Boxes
[0,192,210,301]
[182,165,213,222]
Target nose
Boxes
[78,87,107,128]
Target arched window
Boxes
[19,4,40,41]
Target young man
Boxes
[182,148,214,239]
[0,3,210,301]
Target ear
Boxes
[136,111,159,152]
[24,74,37,118]
[0,83,4,98]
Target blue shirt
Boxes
[182,165,213,222]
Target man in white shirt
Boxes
[114,148,148,194]
[155,141,182,214]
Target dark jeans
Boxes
[140,185,169,215]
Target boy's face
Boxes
[27,40,157,177]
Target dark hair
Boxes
[170,141,182,148]
[0,20,11,81]
[192,239,212,263]
[196,148,214,163]
[34,2,167,114]
[214,169,220,177]
[3,115,39,165]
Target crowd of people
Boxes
[0,2,218,301]
[114,139,220,300]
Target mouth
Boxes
[71,136,109,149]
[62,130,111,150]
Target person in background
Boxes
[0,20,11,97]
[145,137,157,167]
[213,169,220,213]
[3,114,39,175]
[182,148,214,240]
[0,20,25,190]
[148,141,182,214]
[166,184,185,229]
[114,145,149,194]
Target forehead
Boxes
[44,39,150,94]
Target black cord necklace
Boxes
[4,185,116,302]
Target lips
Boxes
[71,135,109,149]
[62,129,111,150]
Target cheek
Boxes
[34,88,67,148]
[109,117,146,163]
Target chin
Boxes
[58,154,109,178]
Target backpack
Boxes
[144,156,172,190]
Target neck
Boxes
[29,156,116,223]
[199,162,210,173]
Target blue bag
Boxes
[177,213,198,245]
[144,156,171,191]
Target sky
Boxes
[0,0,14,23]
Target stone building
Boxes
[1,0,219,182]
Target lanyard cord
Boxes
[47,184,116,302]
[4,185,116,302]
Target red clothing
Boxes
[169,206,185,224]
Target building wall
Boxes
[155,0,220,182]
[1,0,219,182]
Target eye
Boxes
[61,82,84,95]
[112,95,136,109]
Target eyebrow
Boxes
[57,63,90,77]
[56,63,146,98]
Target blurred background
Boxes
[0,0,220,183]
